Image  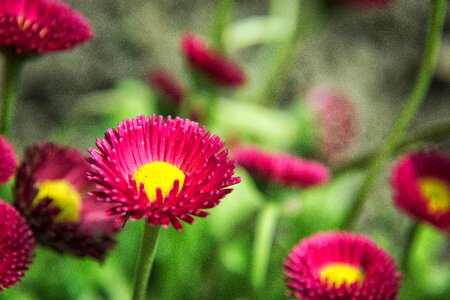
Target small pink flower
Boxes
[233,145,330,188]
[0,0,93,54]
[305,85,359,164]
[181,33,246,87]
[14,143,120,261]
[87,115,240,230]
[391,150,450,233]
[0,135,17,183]
[146,69,186,107]
[284,232,401,300]
[0,200,35,291]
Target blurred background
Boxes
[0,0,449,299]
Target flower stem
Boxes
[251,202,280,296]
[340,0,447,230]
[0,55,23,137]
[132,223,161,300]
[400,221,420,274]
[212,0,235,50]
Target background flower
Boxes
[0,135,17,183]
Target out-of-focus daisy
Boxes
[87,115,240,230]
[284,232,401,300]
[0,135,17,183]
[146,68,186,108]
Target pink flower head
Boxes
[391,150,450,233]
[146,69,186,107]
[181,33,246,87]
[0,200,35,292]
[330,0,393,8]
[0,135,17,183]
[305,85,359,164]
[284,232,401,300]
[233,146,330,188]
[0,0,93,54]
[14,143,120,261]
[87,115,240,231]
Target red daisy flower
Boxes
[305,85,359,165]
[0,200,35,292]
[87,115,240,231]
[284,232,401,300]
[329,0,393,7]
[146,69,186,107]
[181,33,246,87]
[0,0,93,54]
[14,143,120,261]
[391,150,450,233]
[233,145,330,188]
[0,135,17,183]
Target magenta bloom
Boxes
[330,0,393,7]
[14,143,120,261]
[146,69,186,107]
[391,150,450,233]
[0,200,35,292]
[181,33,246,87]
[233,145,330,188]
[87,115,240,230]
[0,135,17,183]
[305,85,359,164]
[0,0,93,54]
[284,232,401,300]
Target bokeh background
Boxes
[1,0,449,299]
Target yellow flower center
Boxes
[319,263,364,288]
[419,177,450,213]
[32,179,81,222]
[132,161,185,202]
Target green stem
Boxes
[400,221,420,274]
[340,0,447,230]
[212,0,235,50]
[335,119,450,173]
[132,223,161,300]
[0,56,23,137]
[251,202,280,296]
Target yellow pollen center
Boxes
[319,263,364,288]
[32,179,81,222]
[419,177,450,213]
[132,161,185,202]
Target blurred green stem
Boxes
[132,223,161,300]
[340,0,447,230]
[0,56,23,137]
[251,202,280,297]
[212,0,235,50]
[336,119,450,173]
[400,221,419,274]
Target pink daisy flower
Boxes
[146,69,186,107]
[233,145,330,188]
[181,33,246,87]
[0,135,17,183]
[391,150,450,233]
[305,85,359,165]
[0,0,93,54]
[284,232,401,300]
[14,143,120,261]
[87,115,240,231]
[0,200,35,291]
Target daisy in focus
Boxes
[87,114,240,230]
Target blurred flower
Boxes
[329,0,393,7]
[0,0,93,54]
[284,232,401,300]
[181,33,246,87]
[0,135,17,183]
[305,85,359,165]
[14,143,120,261]
[87,115,240,230]
[0,200,35,292]
[391,150,450,233]
[145,69,186,107]
[233,145,330,188]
